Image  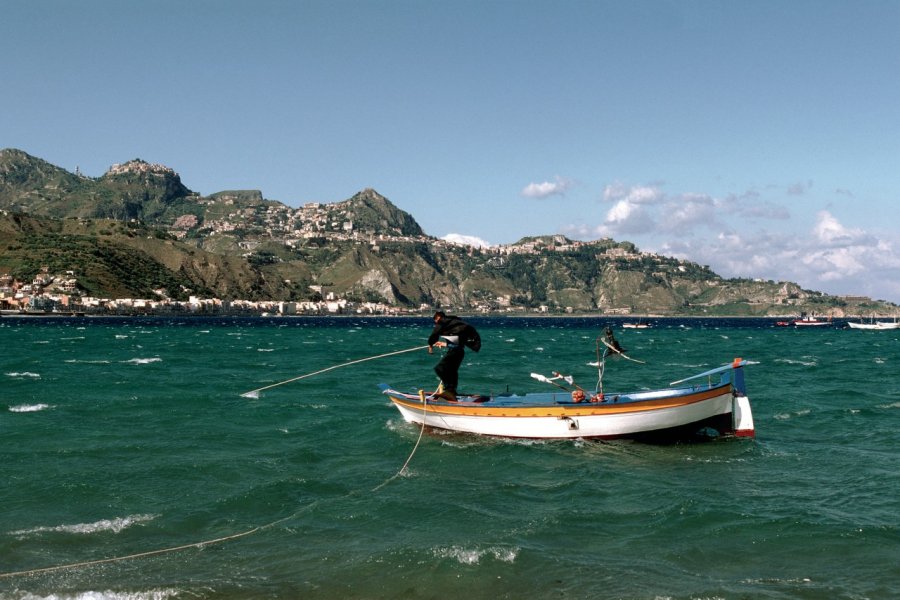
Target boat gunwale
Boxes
[383,382,732,418]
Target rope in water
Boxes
[241,345,430,397]
[0,353,434,580]
[0,410,429,580]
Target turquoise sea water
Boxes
[1,316,897,600]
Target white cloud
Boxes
[592,183,665,236]
[660,193,721,232]
[659,212,900,302]
[442,233,492,248]
[597,199,656,235]
[575,182,900,302]
[812,210,868,245]
[521,176,572,199]
[602,182,663,204]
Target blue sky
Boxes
[3,0,899,303]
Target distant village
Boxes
[0,222,688,317]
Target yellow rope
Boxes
[371,390,429,492]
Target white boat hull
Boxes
[847,321,899,330]
[391,391,733,439]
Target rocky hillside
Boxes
[1,149,895,316]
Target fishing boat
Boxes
[381,358,756,442]
[777,313,832,327]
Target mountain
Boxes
[0,149,895,316]
[0,149,199,223]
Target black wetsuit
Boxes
[427,315,474,394]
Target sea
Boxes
[1,315,897,600]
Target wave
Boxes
[5,372,40,379]
[432,545,519,565]
[775,358,818,367]
[122,357,162,365]
[2,589,181,600]
[9,403,51,413]
[774,409,812,420]
[9,513,159,537]
[65,359,112,364]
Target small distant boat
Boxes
[622,319,651,329]
[777,313,832,327]
[381,359,756,442]
[847,317,899,330]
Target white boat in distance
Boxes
[847,318,900,330]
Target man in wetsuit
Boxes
[427,311,480,401]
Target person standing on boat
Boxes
[603,326,625,358]
[427,311,480,401]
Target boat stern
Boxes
[732,394,755,438]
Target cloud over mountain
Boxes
[521,176,572,199]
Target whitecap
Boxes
[257,348,275,352]
[115,334,129,339]
[9,403,51,412]
[9,588,181,600]
[433,545,519,565]
[65,359,111,364]
[10,513,159,537]
[775,358,818,367]
[6,372,40,379]
[774,409,811,420]
[122,357,162,365]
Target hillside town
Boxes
[0,267,419,316]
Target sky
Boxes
[3,0,899,303]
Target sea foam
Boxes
[10,513,159,537]
[433,545,519,565]
[7,589,181,600]
[9,403,51,413]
